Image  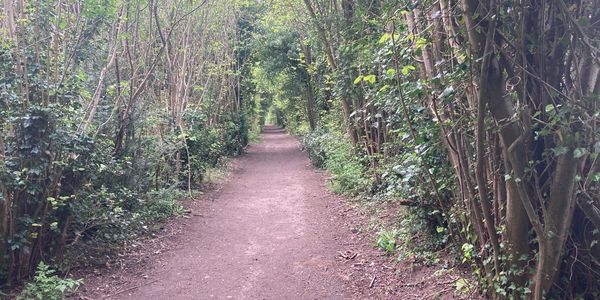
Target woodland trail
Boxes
[120,126,351,299]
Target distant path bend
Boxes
[124,125,348,299]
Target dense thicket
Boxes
[0,0,260,286]
[254,0,600,299]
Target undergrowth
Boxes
[18,262,82,300]
[375,228,398,253]
[301,128,371,196]
[301,126,452,266]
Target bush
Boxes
[185,127,225,182]
[375,228,398,253]
[222,114,249,155]
[323,135,371,195]
[301,127,329,168]
[395,207,446,265]
[18,262,82,300]
[301,128,371,195]
[0,3,252,286]
[139,187,184,221]
[70,185,184,248]
[72,186,138,244]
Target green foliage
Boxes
[454,278,474,296]
[375,228,398,253]
[301,125,371,195]
[140,188,185,221]
[182,112,248,185]
[324,136,371,196]
[0,0,257,286]
[301,127,329,168]
[185,127,225,179]
[18,262,82,300]
[395,208,446,265]
[250,29,314,130]
[252,0,600,298]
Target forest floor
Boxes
[72,126,467,300]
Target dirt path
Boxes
[76,126,464,300]
[121,126,351,299]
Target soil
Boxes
[73,126,466,300]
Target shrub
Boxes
[301,128,371,195]
[70,185,184,248]
[138,187,184,221]
[222,113,249,155]
[375,228,399,253]
[301,127,329,168]
[395,207,446,265]
[18,262,82,300]
[323,135,371,195]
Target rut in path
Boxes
[123,126,349,299]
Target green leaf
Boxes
[353,75,364,85]
[378,85,390,93]
[378,33,391,44]
[386,68,396,77]
[415,37,428,49]
[401,65,416,76]
[573,148,587,158]
[363,75,377,84]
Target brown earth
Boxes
[74,126,466,300]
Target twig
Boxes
[338,251,357,259]
[369,275,376,288]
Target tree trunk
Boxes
[302,44,318,130]
[533,149,580,299]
